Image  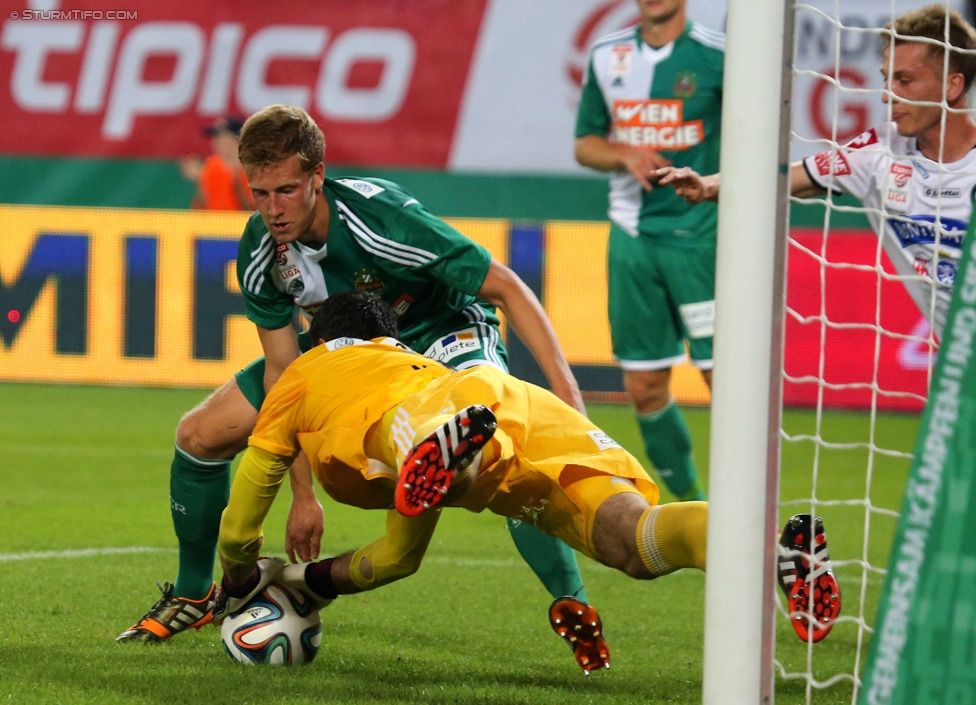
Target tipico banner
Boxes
[1,0,965,171]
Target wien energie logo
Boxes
[611,99,703,150]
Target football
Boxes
[220,582,322,665]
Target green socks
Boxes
[507,518,588,602]
[637,401,706,501]
[170,446,231,599]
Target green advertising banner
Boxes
[858,217,976,704]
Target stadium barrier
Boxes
[0,205,928,409]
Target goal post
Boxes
[702,0,794,703]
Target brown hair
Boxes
[238,104,326,171]
[882,4,976,90]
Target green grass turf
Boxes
[0,383,919,704]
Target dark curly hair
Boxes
[308,291,399,343]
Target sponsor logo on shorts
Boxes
[427,328,481,363]
[587,430,622,450]
[679,300,715,339]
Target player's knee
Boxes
[175,409,246,459]
[592,494,654,579]
[623,370,671,413]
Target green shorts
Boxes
[235,326,509,411]
[607,223,715,371]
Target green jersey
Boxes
[237,176,498,355]
[575,22,724,246]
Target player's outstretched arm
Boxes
[477,260,585,414]
[575,135,671,192]
[285,452,324,563]
[656,161,825,204]
[256,323,324,564]
[654,166,719,203]
[218,445,293,587]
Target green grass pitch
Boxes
[0,382,918,704]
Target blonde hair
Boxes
[238,104,326,171]
[882,4,976,90]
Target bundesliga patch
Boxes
[427,328,481,362]
[885,162,912,211]
[273,242,304,297]
[587,430,622,451]
[610,44,632,76]
[813,151,851,177]
[336,179,385,198]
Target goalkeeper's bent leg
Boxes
[508,519,588,602]
[635,501,708,577]
[170,445,230,599]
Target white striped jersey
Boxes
[236,176,498,354]
[803,124,976,337]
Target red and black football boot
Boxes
[395,405,497,517]
[777,514,841,642]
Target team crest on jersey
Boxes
[936,257,957,286]
[610,43,632,75]
[355,268,385,293]
[673,72,696,98]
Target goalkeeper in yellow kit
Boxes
[215,292,709,672]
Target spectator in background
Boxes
[179,116,255,211]
[656,3,976,341]
[574,0,724,502]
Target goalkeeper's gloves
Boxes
[212,556,285,625]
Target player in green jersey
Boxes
[118,104,601,669]
[574,0,724,503]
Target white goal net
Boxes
[704,0,971,703]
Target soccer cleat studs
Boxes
[777,514,841,642]
[394,405,497,517]
[548,596,611,674]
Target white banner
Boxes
[449,0,970,172]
